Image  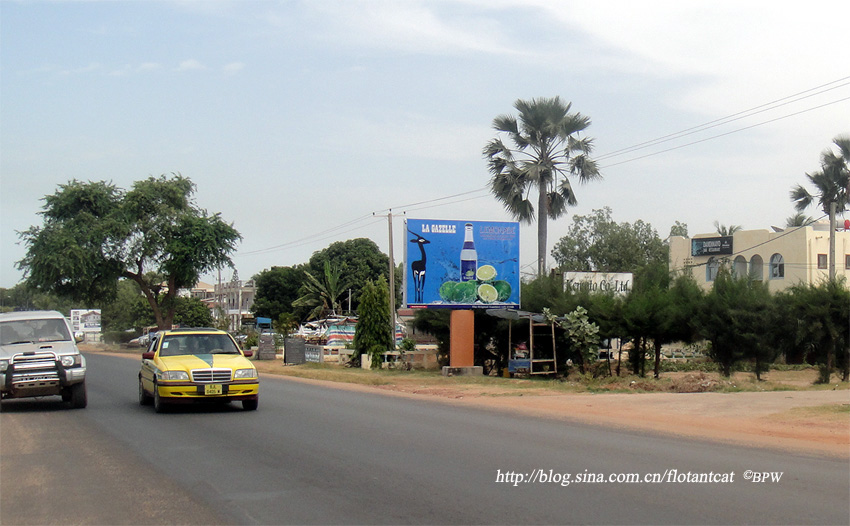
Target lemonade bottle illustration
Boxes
[460,222,477,282]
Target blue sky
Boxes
[2,0,848,289]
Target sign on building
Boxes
[404,219,520,309]
[563,272,632,296]
[691,236,733,256]
[70,309,102,333]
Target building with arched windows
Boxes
[668,221,850,292]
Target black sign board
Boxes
[691,236,733,256]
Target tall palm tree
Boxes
[484,96,601,276]
[790,135,850,280]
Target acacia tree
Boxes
[552,207,666,273]
[484,96,601,276]
[17,174,240,330]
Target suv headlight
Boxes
[0,359,8,373]
[234,368,257,379]
[159,370,189,381]
[60,355,82,368]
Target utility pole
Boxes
[387,210,396,353]
[829,201,836,280]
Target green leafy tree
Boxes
[17,175,240,330]
[308,238,392,310]
[552,207,665,273]
[622,262,670,378]
[774,279,849,383]
[545,306,600,374]
[484,96,601,276]
[0,283,83,314]
[791,135,850,279]
[353,276,393,369]
[252,265,309,321]
[697,267,772,377]
[669,221,689,238]
[292,261,352,320]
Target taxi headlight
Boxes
[234,368,257,379]
[160,370,189,381]
[60,354,82,367]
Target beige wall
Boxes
[669,223,850,292]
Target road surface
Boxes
[2,353,848,525]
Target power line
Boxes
[600,96,850,169]
[235,78,849,260]
[596,75,850,161]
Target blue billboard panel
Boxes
[404,219,520,309]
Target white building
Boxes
[213,272,256,331]
[669,221,850,292]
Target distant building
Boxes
[213,272,256,331]
[668,221,850,292]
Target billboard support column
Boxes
[443,309,482,376]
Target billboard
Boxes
[70,309,102,333]
[691,236,733,256]
[404,219,520,309]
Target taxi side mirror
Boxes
[243,349,254,358]
[142,351,155,360]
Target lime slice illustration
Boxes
[438,281,457,302]
[476,264,497,281]
[477,283,499,303]
[493,280,512,301]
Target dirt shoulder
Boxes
[89,346,850,458]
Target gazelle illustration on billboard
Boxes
[404,219,520,309]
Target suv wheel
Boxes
[68,382,87,409]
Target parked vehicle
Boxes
[0,310,87,408]
[139,327,258,412]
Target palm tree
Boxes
[713,221,742,236]
[785,212,815,228]
[484,96,601,276]
[292,261,352,320]
[790,135,850,279]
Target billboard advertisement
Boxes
[70,309,102,333]
[691,236,733,256]
[404,219,520,309]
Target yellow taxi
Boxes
[139,328,259,412]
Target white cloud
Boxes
[222,62,245,75]
[175,59,207,71]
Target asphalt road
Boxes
[2,353,848,525]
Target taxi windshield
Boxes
[159,334,240,357]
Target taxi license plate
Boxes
[204,384,223,395]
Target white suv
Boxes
[0,310,87,408]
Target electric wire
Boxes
[234,78,849,260]
[595,75,850,161]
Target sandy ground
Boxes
[93,348,850,459]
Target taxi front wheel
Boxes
[242,398,258,411]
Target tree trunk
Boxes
[653,338,662,379]
[537,181,548,277]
